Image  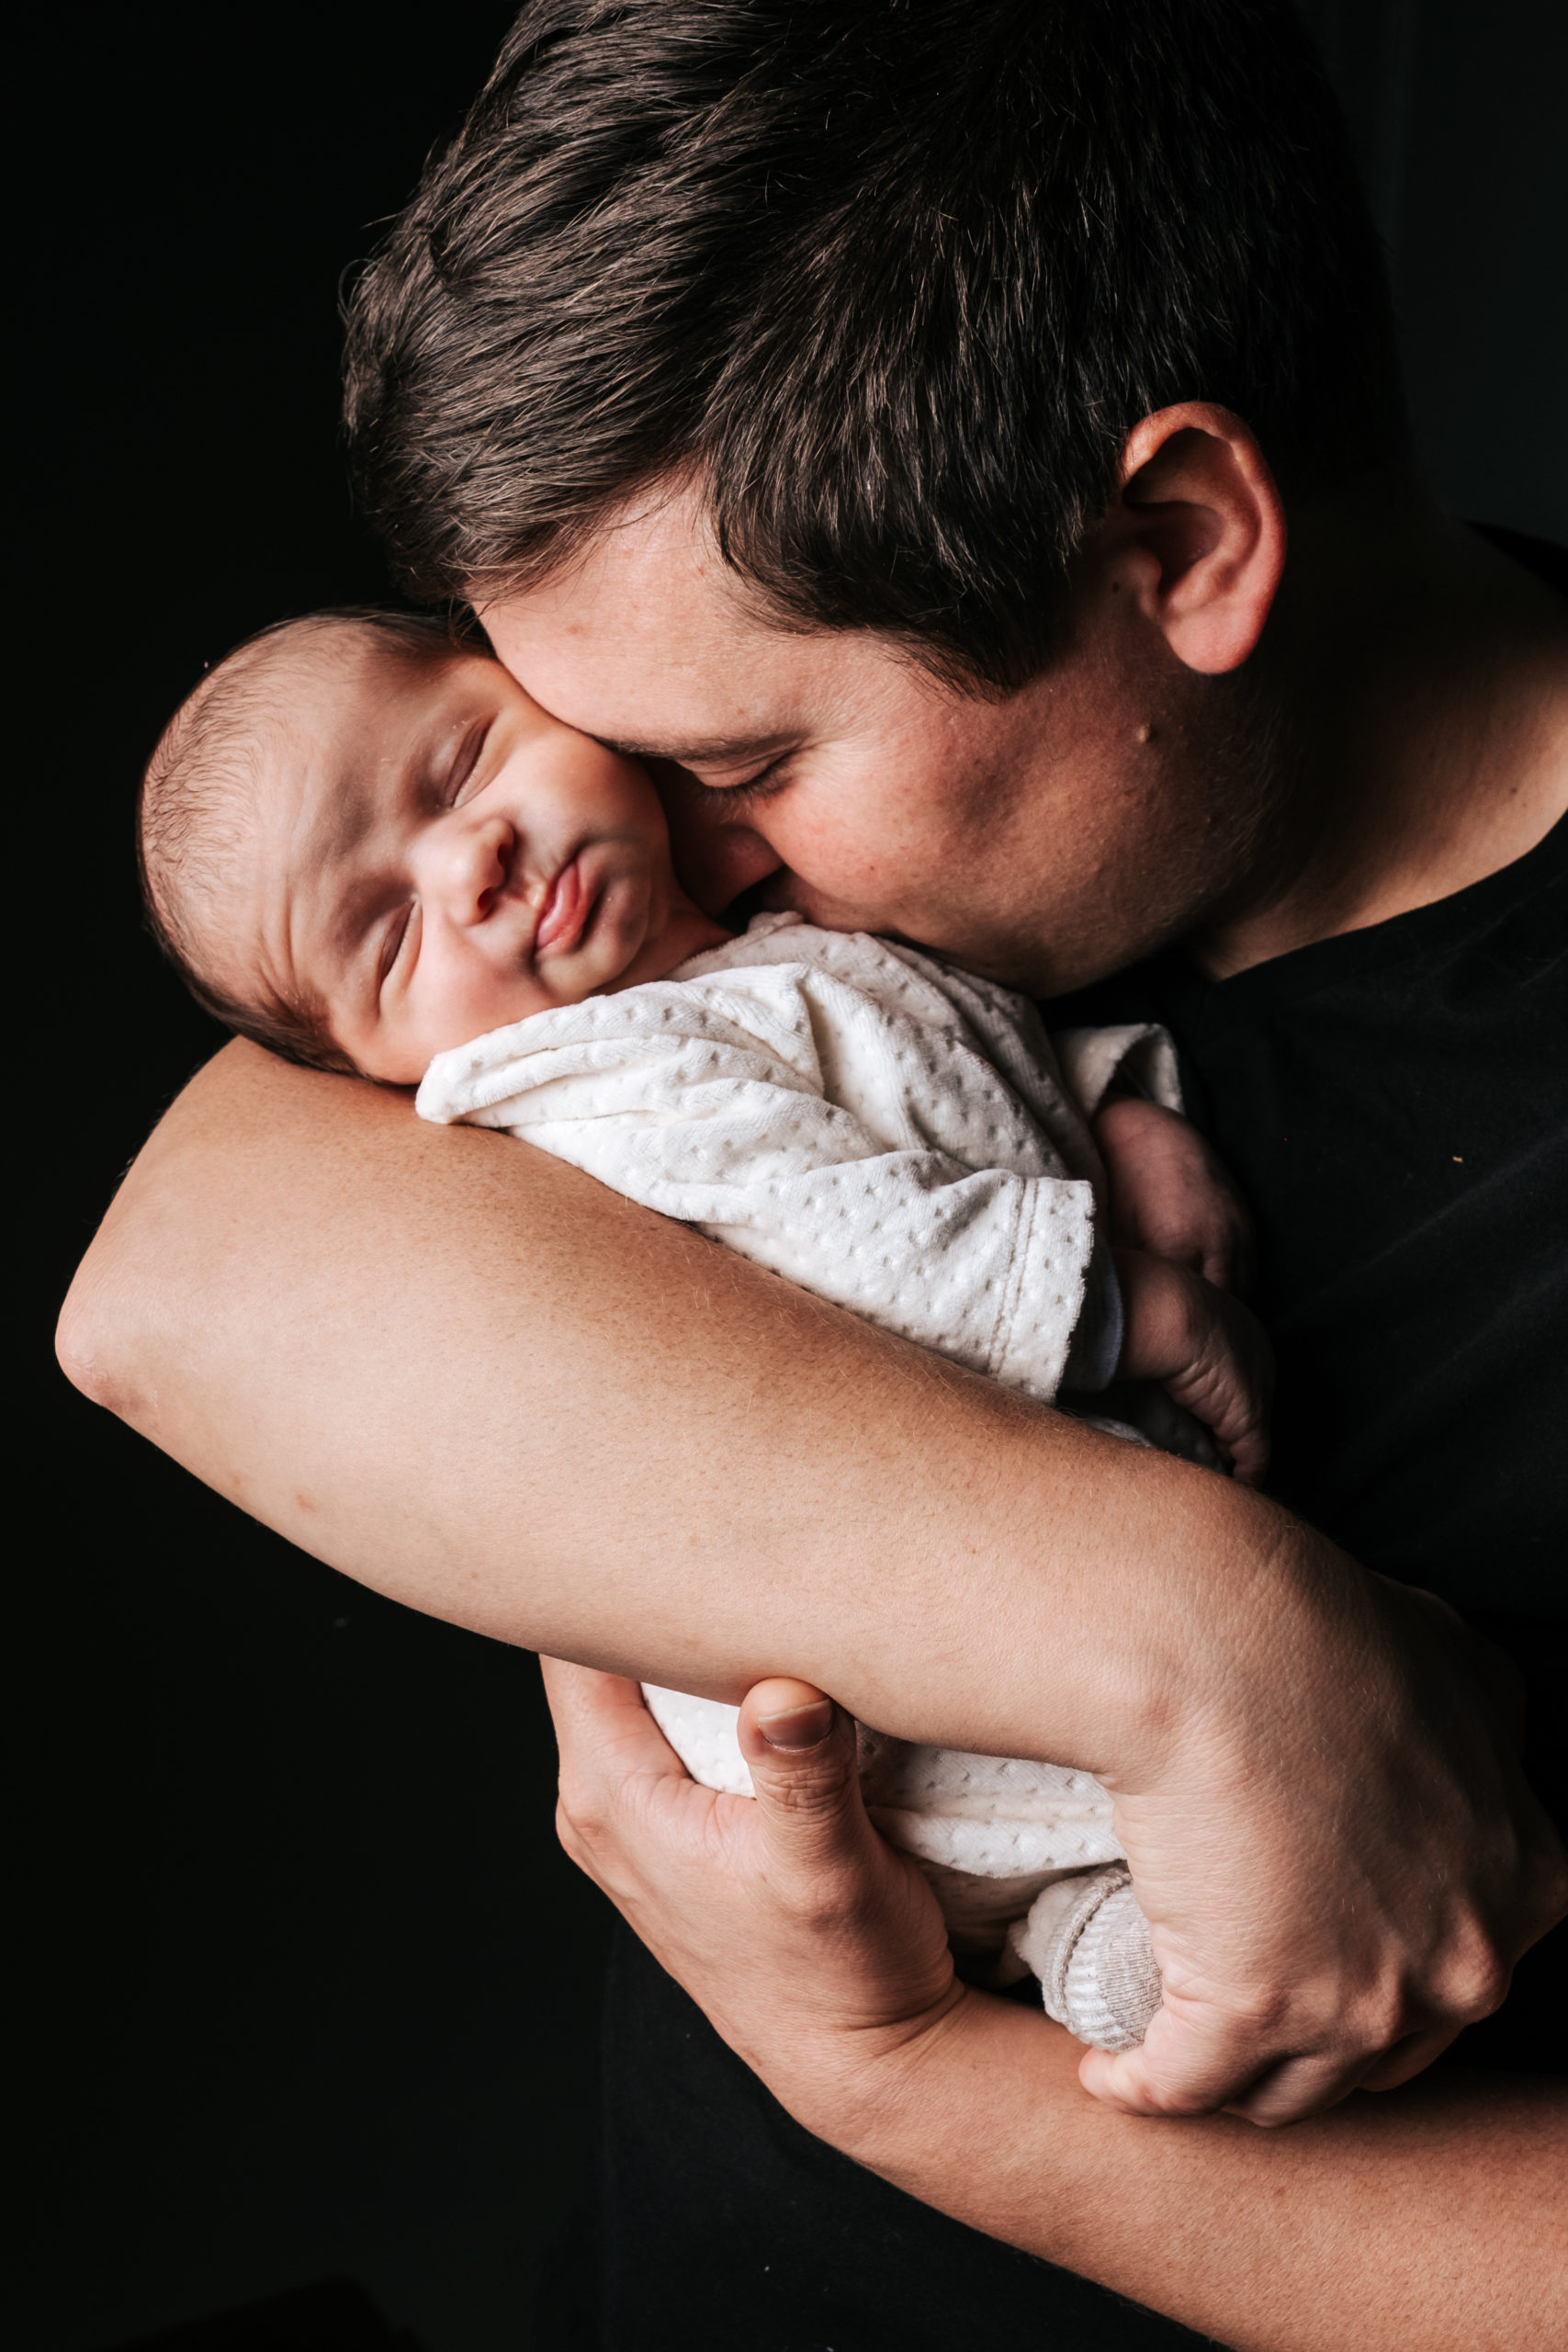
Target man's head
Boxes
[140,613,718,1084]
[344,0,1405,989]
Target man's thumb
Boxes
[736,1677,866,1863]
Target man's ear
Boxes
[1103,405,1287,676]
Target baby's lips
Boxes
[535,854,590,955]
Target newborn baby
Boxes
[141,608,1270,2050]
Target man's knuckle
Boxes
[1202,1980,1290,2041]
[1439,1949,1511,2024]
[781,1878,858,1939]
[553,1798,593,1872]
[768,1764,857,1818]
[555,1775,611,1850]
[1129,2075,1222,2119]
[1345,1986,1411,2052]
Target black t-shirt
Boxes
[552,630,1567,2352]
[1081,820,1565,1619]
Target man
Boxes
[59,2,1565,2343]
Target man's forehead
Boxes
[479,488,840,748]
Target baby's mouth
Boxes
[535,854,596,957]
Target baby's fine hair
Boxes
[139,606,462,1074]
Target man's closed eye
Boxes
[701,755,793,805]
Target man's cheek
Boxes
[780,797,913,897]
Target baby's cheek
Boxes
[458,968,557,1036]
[403,968,539,1066]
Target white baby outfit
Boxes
[418,913,1181,2048]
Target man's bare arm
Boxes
[867,2017,1563,2351]
[57,1042,1567,2117]
[53,1046,1296,1741]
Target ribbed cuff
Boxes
[1059,1237,1122,1392]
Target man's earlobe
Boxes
[1113,404,1287,676]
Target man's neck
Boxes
[1193,485,1568,980]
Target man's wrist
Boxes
[773,1980,1004,2168]
[1090,1491,1358,1792]
[800,1987,1100,2241]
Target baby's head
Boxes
[140,611,722,1083]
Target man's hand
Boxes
[1093,1566,1566,2123]
[544,1661,962,2112]
[1095,1095,1255,1293]
[549,1641,1565,2148]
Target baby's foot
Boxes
[1009,1866,1161,2050]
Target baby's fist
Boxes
[1094,1097,1255,1295]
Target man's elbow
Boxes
[55,1252,151,1423]
[55,1038,276,1429]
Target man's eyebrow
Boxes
[604,730,796,764]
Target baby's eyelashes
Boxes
[441,716,494,808]
[376,900,418,998]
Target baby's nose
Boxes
[426,815,512,924]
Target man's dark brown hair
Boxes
[344,0,1404,691]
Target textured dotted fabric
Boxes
[419,914,1174,1401]
[418,915,1180,1999]
[641,1684,1125,1939]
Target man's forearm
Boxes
[58,1042,1328,1770]
[839,2001,1563,2351]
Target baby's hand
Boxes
[1094,1096,1254,1295]
[1112,1247,1274,1485]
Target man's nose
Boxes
[655,765,786,920]
[420,815,513,926]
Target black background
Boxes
[21,6,1566,2348]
